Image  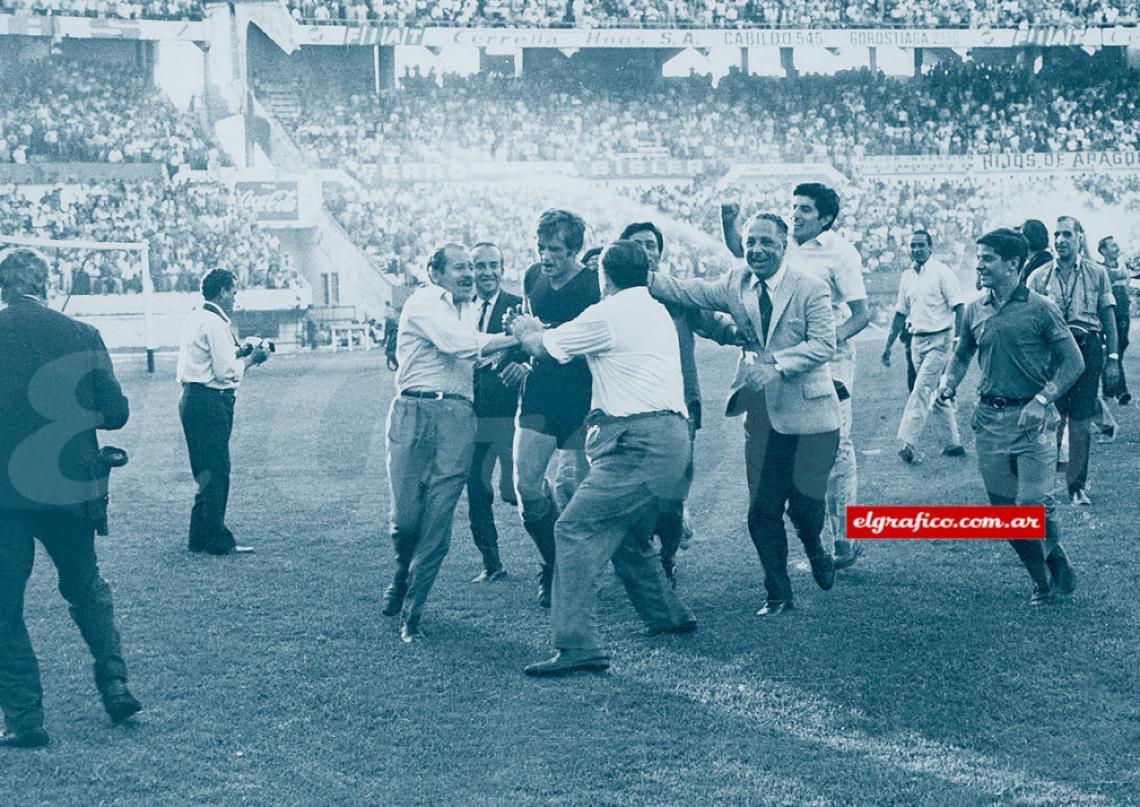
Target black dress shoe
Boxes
[100,680,142,724]
[833,542,864,571]
[807,552,835,591]
[1118,393,1132,405]
[756,600,795,616]
[399,621,425,644]
[0,728,50,748]
[1045,550,1076,597]
[206,545,254,556]
[1031,583,1054,607]
[471,569,508,583]
[647,618,697,636]
[381,579,408,617]
[524,650,610,677]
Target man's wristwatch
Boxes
[1107,353,1120,361]
[1034,393,1049,406]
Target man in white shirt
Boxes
[881,229,966,462]
[384,244,519,643]
[513,241,697,677]
[783,183,870,570]
[176,269,269,556]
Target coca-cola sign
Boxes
[235,181,300,222]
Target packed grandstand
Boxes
[0,1,1137,318]
[1,0,1137,28]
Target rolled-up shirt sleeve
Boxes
[542,311,615,364]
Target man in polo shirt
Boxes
[1026,216,1122,506]
[1098,235,1131,405]
[382,244,519,643]
[937,228,1084,606]
[513,241,697,676]
[881,229,966,462]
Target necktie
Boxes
[480,300,491,333]
[759,281,773,345]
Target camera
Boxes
[236,339,276,359]
[85,445,129,536]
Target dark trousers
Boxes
[0,510,128,732]
[1113,286,1130,397]
[743,399,840,603]
[466,417,515,575]
[1056,334,1104,496]
[179,385,236,553]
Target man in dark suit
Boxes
[649,213,841,615]
[0,249,142,749]
[467,242,529,582]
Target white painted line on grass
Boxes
[622,650,1113,806]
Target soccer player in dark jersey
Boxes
[513,209,598,608]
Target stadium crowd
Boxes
[1,0,1136,26]
[0,60,214,169]
[0,181,294,295]
[285,65,1139,172]
[283,0,1139,28]
[323,179,731,283]
[0,0,202,19]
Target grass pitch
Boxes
[1,337,1137,805]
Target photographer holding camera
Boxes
[0,249,141,748]
[176,269,270,556]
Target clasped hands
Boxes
[741,351,780,389]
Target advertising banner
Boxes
[853,151,1140,178]
[234,181,302,223]
[292,24,1140,50]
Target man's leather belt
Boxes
[980,395,1033,409]
[401,390,470,402]
[586,409,683,426]
[912,326,952,337]
[183,383,235,397]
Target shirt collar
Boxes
[12,294,48,307]
[432,283,471,311]
[796,229,833,251]
[984,283,1029,309]
[202,301,231,323]
[477,290,499,309]
[746,261,787,294]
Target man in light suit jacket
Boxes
[649,213,841,615]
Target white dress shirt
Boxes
[895,258,966,334]
[476,291,500,332]
[176,303,245,390]
[785,229,867,329]
[542,286,687,418]
[395,284,494,401]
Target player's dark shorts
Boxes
[518,359,592,449]
[1055,327,1104,421]
[518,408,589,450]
